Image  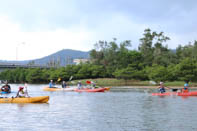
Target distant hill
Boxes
[0,49,90,66]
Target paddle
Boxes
[86,80,91,84]
[69,76,73,81]
[166,87,179,92]
[68,76,75,84]
[171,88,178,92]
[24,83,30,97]
[57,78,61,82]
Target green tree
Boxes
[175,58,197,82]
[146,64,168,82]
[26,68,43,83]
[139,28,170,66]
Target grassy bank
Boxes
[68,78,197,87]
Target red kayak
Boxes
[152,92,177,96]
[152,91,197,96]
[177,91,197,96]
[74,88,106,92]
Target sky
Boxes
[0,0,197,60]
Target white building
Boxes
[73,59,89,65]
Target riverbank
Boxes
[111,86,197,89]
[68,78,197,88]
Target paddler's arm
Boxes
[15,91,19,98]
[165,86,172,89]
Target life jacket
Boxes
[182,88,189,93]
[18,90,26,97]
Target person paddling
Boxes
[1,81,11,93]
[182,82,189,93]
[16,85,29,98]
[62,81,67,88]
[77,81,82,89]
[158,82,170,93]
[49,80,55,88]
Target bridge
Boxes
[0,63,51,72]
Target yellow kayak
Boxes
[0,96,49,103]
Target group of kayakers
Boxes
[1,79,192,97]
[158,81,190,93]
[49,80,68,88]
[0,81,29,97]
[77,81,98,89]
[48,80,97,89]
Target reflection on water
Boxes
[0,84,197,130]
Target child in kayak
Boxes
[16,84,30,98]
[158,82,170,93]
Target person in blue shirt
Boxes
[49,80,55,88]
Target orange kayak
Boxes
[177,91,197,96]
[104,87,111,91]
[152,92,177,96]
[152,91,197,96]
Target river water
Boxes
[0,84,197,131]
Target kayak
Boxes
[74,88,106,92]
[0,91,10,94]
[104,87,111,91]
[43,87,76,91]
[152,92,177,96]
[177,91,197,96]
[0,96,49,103]
[152,91,197,96]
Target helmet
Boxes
[184,83,189,87]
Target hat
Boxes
[19,87,24,90]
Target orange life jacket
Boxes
[182,89,189,93]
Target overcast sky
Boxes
[0,0,196,60]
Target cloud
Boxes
[0,15,94,60]
[0,0,197,60]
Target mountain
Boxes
[0,49,90,66]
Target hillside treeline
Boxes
[1,28,197,83]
